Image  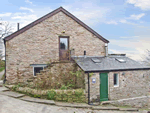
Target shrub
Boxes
[60,85,68,90]
[47,89,56,100]
[0,60,5,68]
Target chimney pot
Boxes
[84,51,86,58]
[17,23,19,31]
[105,43,108,57]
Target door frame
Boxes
[58,36,70,61]
[99,73,108,101]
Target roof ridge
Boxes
[4,7,109,43]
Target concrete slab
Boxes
[20,96,55,105]
[0,91,25,98]
[55,102,92,108]
[119,108,139,111]
[0,87,9,92]
[92,106,119,110]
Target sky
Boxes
[0,0,150,61]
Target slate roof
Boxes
[72,56,150,73]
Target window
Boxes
[91,58,101,63]
[114,73,119,87]
[30,64,47,76]
[34,67,44,76]
[115,58,126,63]
[60,38,68,50]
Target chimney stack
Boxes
[17,23,20,31]
[105,43,108,57]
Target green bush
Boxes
[0,60,5,68]
[75,89,83,97]
[0,67,4,72]
[47,89,56,100]
[60,85,68,90]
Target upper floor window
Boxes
[60,38,68,50]
[114,73,119,87]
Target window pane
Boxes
[34,67,43,76]
[114,74,118,85]
[60,38,68,50]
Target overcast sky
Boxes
[0,0,150,61]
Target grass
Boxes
[0,67,4,72]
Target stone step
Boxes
[0,87,9,92]
[20,96,55,105]
[0,91,25,98]
[100,101,112,105]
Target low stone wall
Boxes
[6,85,87,103]
[110,96,150,108]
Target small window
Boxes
[91,58,101,63]
[34,67,43,76]
[114,73,119,87]
[115,58,126,63]
[60,38,68,50]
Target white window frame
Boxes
[114,73,119,87]
[33,66,44,76]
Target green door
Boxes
[100,73,108,101]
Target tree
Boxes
[0,18,13,40]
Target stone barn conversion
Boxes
[3,7,150,104]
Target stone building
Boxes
[3,7,150,104]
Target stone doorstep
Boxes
[20,96,55,105]
[119,108,139,111]
[100,101,112,105]
[55,102,92,109]
[92,106,119,110]
[0,91,25,98]
[0,87,9,92]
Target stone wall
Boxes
[108,70,150,100]
[6,11,106,83]
[110,96,150,108]
[85,73,100,102]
